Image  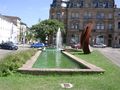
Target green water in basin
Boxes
[33,49,84,69]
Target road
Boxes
[0,45,30,60]
[95,47,120,67]
[1,46,120,68]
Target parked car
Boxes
[93,43,107,48]
[30,43,45,48]
[0,42,18,50]
[71,43,81,49]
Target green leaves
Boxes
[0,49,37,76]
[30,19,65,43]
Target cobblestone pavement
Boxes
[94,47,120,67]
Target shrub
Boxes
[0,49,37,76]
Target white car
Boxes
[93,43,107,48]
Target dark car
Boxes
[71,43,81,49]
[0,42,18,50]
[30,43,45,48]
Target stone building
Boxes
[113,8,120,47]
[50,0,117,47]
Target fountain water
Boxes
[56,28,62,51]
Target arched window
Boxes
[96,35,105,44]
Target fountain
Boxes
[56,28,62,51]
[18,24,104,74]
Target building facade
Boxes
[114,8,120,47]
[0,15,19,44]
[20,22,27,44]
[50,0,117,47]
[3,15,22,43]
[0,15,28,44]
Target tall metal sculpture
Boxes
[80,22,93,54]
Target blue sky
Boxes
[0,0,120,27]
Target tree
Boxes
[30,19,65,44]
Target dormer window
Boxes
[92,0,99,8]
[99,2,103,8]
[61,2,67,7]
[108,3,113,8]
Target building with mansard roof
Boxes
[49,0,120,47]
[113,8,120,47]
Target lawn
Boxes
[0,50,120,90]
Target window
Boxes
[108,2,113,8]
[71,22,79,29]
[108,23,113,30]
[79,1,84,8]
[118,22,120,29]
[96,23,101,29]
[84,12,92,19]
[108,34,112,38]
[96,13,105,19]
[73,3,77,8]
[99,2,103,8]
[103,2,107,8]
[92,1,98,8]
[96,35,105,44]
[108,13,113,19]
[56,11,61,18]
[70,34,79,44]
[118,12,120,16]
[71,13,75,18]
[96,23,105,30]
[71,12,79,19]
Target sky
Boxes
[0,0,120,27]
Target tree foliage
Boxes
[30,19,65,43]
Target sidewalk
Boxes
[95,47,120,67]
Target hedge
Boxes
[0,49,37,76]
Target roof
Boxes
[21,22,27,26]
[3,15,21,20]
[2,15,21,26]
[0,15,12,23]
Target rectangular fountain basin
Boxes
[18,49,105,75]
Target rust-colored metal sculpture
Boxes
[80,22,93,54]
